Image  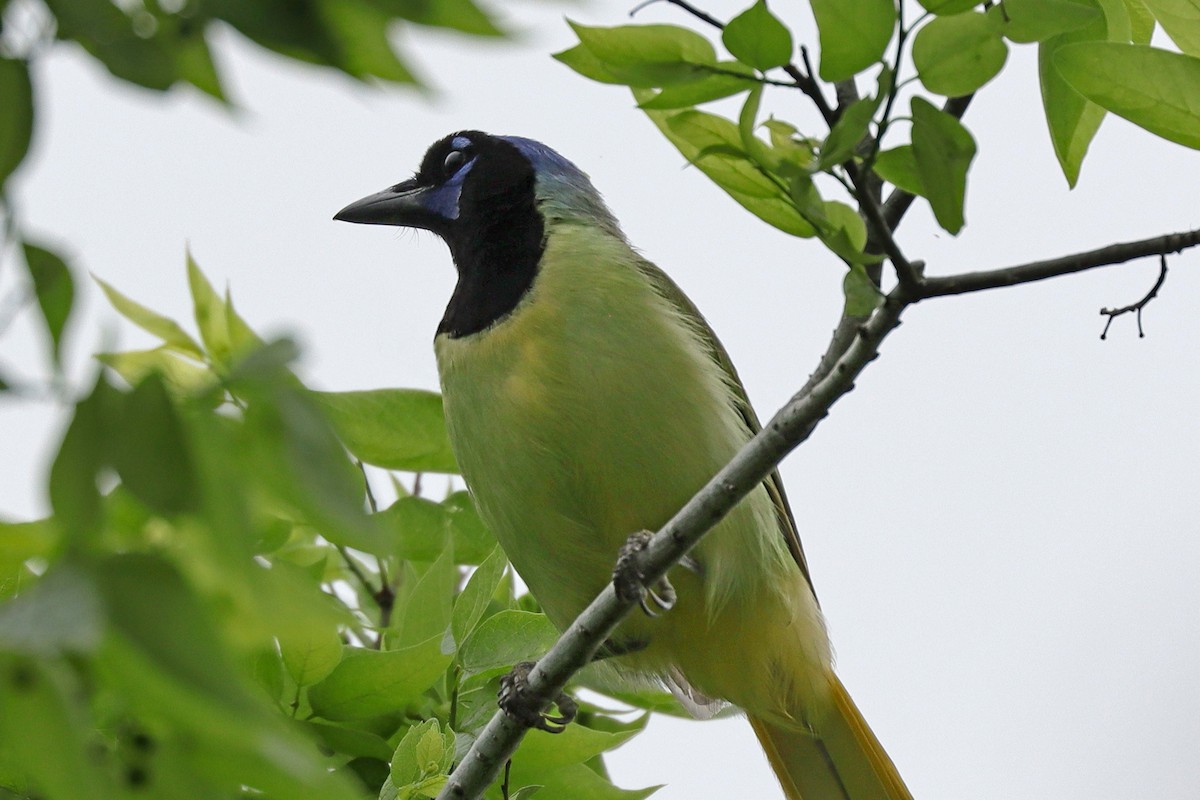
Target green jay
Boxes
[336,131,910,800]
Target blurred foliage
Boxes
[0,255,679,799]
[0,0,504,392]
[5,1,1199,797]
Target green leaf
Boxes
[308,638,453,721]
[48,376,114,538]
[913,12,1009,96]
[737,85,768,163]
[187,252,233,366]
[844,263,884,315]
[0,518,59,578]
[1038,0,1131,185]
[0,564,103,656]
[378,0,504,37]
[94,553,258,707]
[390,719,455,790]
[1055,42,1200,148]
[376,496,449,561]
[722,0,794,70]
[279,624,344,687]
[819,201,876,266]
[988,0,1101,43]
[918,0,983,12]
[443,491,496,565]
[312,388,458,473]
[304,721,394,762]
[911,97,977,234]
[97,347,214,396]
[111,373,200,515]
[0,656,115,800]
[636,63,757,109]
[1143,0,1200,54]
[873,146,924,196]
[818,94,881,169]
[392,543,455,650]
[22,242,75,367]
[97,633,366,800]
[566,22,716,86]
[509,761,658,800]
[810,0,896,81]
[452,545,507,646]
[94,274,204,357]
[174,26,227,101]
[43,0,180,90]
[1124,0,1158,41]
[638,97,816,237]
[458,610,559,677]
[0,58,33,189]
[316,0,416,83]
[513,725,641,776]
[553,44,625,85]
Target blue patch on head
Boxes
[499,136,623,237]
[451,136,473,151]
[422,157,476,220]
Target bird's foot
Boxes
[497,661,578,734]
[614,529,697,618]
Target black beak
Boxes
[334,179,437,228]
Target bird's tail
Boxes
[748,674,911,800]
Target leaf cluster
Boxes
[0,255,674,800]
[555,0,1200,314]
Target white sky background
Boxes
[3,1,1200,798]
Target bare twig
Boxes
[793,47,837,127]
[1100,255,1168,340]
[918,229,1199,299]
[629,0,723,28]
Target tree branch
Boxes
[436,284,913,800]
[917,229,1200,300]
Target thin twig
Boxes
[1100,255,1168,340]
[629,0,723,28]
[631,0,837,126]
[918,229,1200,299]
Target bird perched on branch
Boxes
[336,131,910,800]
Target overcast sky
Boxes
[3,1,1199,798]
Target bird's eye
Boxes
[444,150,467,175]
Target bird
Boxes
[335,131,911,800]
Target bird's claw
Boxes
[497,661,578,734]
[613,530,691,618]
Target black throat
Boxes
[437,139,545,338]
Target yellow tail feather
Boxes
[748,675,911,800]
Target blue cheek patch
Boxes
[422,157,477,220]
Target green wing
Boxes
[634,259,817,601]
